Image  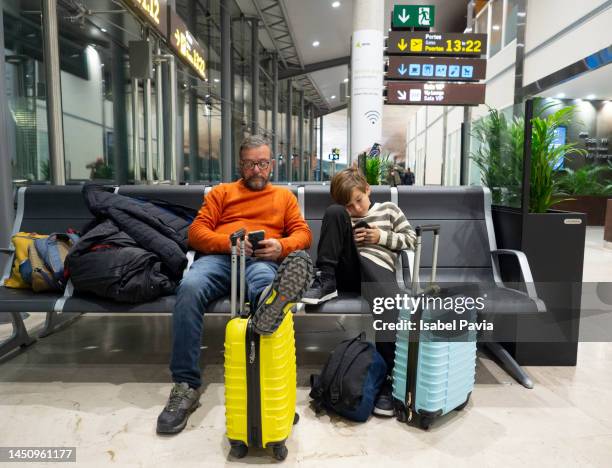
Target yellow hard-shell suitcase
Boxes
[224,229,298,461]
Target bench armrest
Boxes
[491,249,540,301]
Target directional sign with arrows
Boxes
[388,31,488,56]
[387,56,487,81]
[386,81,486,106]
[392,5,435,29]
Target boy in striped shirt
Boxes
[303,167,416,416]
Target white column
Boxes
[350,0,384,163]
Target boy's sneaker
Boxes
[156,382,202,434]
[373,380,395,417]
[251,250,314,335]
[302,271,338,305]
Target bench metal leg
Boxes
[484,342,534,389]
[38,311,82,338]
[0,312,36,359]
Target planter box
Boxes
[492,206,587,366]
[552,196,610,226]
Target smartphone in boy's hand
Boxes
[353,220,370,230]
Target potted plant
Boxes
[553,162,612,225]
[473,99,588,366]
[361,143,391,185]
[470,107,523,207]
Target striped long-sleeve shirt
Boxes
[351,202,416,272]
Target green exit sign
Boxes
[392,5,435,28]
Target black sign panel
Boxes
[168,10,207,80]
[386,81,486,106]
[387,31,488,56]
[123,0,168,37]
[387,56,487,81]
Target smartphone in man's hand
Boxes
[248,230,265,251]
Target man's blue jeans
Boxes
[170,254,278,389]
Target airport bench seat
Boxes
[0,184,542,388]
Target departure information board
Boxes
[123,0,168,37]
[168,11,206,80]
[387,31,488,57]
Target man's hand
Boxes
[354,227,381,246]
[254,238,282,261]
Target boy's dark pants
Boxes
[316,204,401,375]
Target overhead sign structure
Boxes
[122,0,168,37]
[387,56,487,81]
[386,81,486,106]
[392,5,435,29]
[388,31,488,57]
[168,10,207,80]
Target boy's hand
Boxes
[354,227,380,245]
[254,238,282,261]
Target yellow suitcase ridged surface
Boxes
[224,312,296,448]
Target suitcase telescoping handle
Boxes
[412,224,441,295]
[230,228,247,318]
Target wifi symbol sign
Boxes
[365,110,380,125]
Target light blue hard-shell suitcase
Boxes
[392,224,477,430]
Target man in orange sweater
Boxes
[157,135,313,434]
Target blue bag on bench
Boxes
[310,333,387,422]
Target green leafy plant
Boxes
[471,100,588,212]
[529,102,587,213]
[86,157,114,180]
[39,160,50,181]
[557,162,612,196]
[364,155,381,185]
[470,108,523,206]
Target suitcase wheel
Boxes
[272,443,288,461]
[419,416,433,431]
[293,413,300,425]
[229,441,248,459]
[396,407,408,423]
[455,393,471,411]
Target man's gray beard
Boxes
[243,175,268,191]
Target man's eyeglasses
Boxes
[241,160,271,170]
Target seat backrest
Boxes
[397,186,494,284]
[117,185,206,211]
[16,185,94,235]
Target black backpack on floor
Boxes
[309,333,387,422]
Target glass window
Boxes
[475,5,488,35]
[504,0,519,46]
[489,0,503,56]
[444,129,461,186]
[4,0,49,183]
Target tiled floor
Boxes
[0,227,611,467]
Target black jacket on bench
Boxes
[66,185,196,303]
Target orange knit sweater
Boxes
[188,180,312,259]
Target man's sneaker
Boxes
[302,271,338,305]
[251,250,314,335]
[156,382,202,434]
[373,380,395,417]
